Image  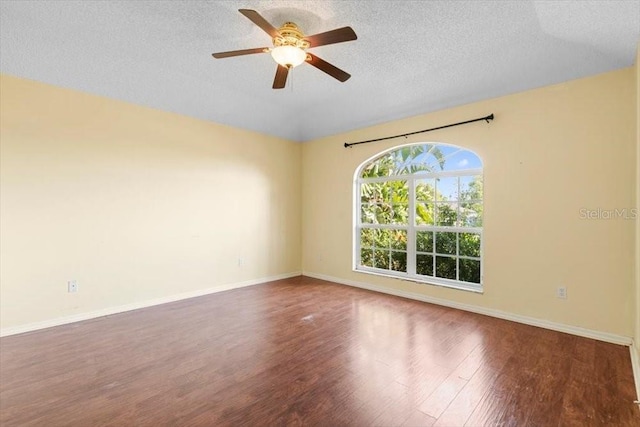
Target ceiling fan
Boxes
[212,9,357,89]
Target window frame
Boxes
[353,143,484,293]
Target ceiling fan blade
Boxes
[306,53,351,82]
[304,26,357,48]
[212,47,269,59]
[239,9,280,39]
[273,65,289,89]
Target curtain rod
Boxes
[344,113,494,148]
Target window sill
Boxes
[353,267,483,294]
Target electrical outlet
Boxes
[68,280,78,293]
[556,286,567,299]
[237,258,244,268]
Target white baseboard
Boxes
[631,344,640,404]
[303,271,633,346]
[0,271,301,337]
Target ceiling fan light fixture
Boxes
[271,45,306,68]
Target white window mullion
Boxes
[479,227,484,285]
[356,168,482,184]
[407,176,416,275]
[456,176,461,281]
[456,176,461,227]
[355,180,361,269]
[433,235,437,278]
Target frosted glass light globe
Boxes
[271,45,306,68]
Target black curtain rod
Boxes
[344,113,494,148]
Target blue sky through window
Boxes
[361,144,482,192]
[385,144,482,200]
[393,145,482,173]
[434,146,482,201]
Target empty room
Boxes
[1,1,639,425]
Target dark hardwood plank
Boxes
[417,368,468,419]
[1,276,638,426]
[402,409,437,427]
[432,344,509,426]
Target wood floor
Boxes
[1,276,638,426]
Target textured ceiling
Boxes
[1,1,639,142]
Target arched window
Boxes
[354,143,483,292]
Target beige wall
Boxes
[0,74,301,330]
[636,45,640,356]
[2,67,637,339]
[302,68,636,338]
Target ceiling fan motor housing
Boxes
[273,22,310,51]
